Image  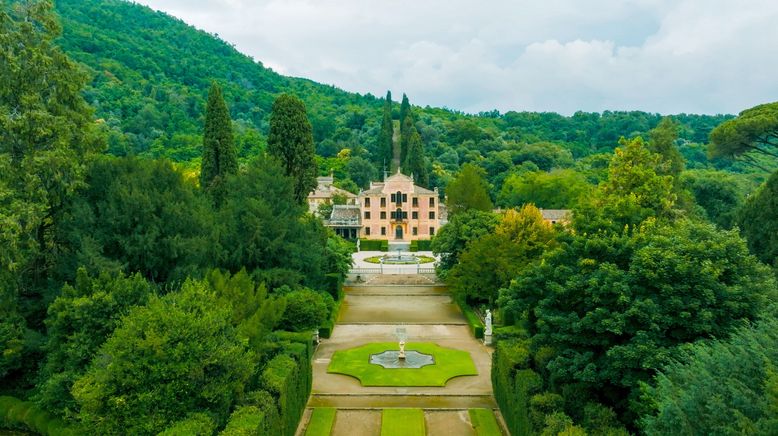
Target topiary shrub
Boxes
[159,413,216,435]
[220,406,264,436]
[280,289,331,332]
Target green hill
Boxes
[53,0,739,185]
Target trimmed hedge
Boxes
[358,239,389,251]
[409,240,432,252]
[160,413,216,435]
[0,395,79,435]
[491,340,542,436]
[319,299,342,339]
[456,299,485,339]
[259,336,314,436]
[220,406,264,435]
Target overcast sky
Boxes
[134,0,778,115]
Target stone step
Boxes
[308,394,497,409]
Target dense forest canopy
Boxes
[50,0,757,195]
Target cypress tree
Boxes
[378,91,394,171]
[399,93,412,163]
[267,93,318,204]
[403,126,429,187]
[200,82,236,190]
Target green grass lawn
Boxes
[381,409,425,436]
[469,409,502,436]
[304,408,336,436]
[327,342,477,387]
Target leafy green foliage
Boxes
[448,205,556,305]
[72,280,255,435]
[158,413,216,436]
[681,169,750,229]
[445,163,493,216]
[280,289,332,332]
[59,156,212,283]
[35,269,154,416]
[431,209,498,272]
[737,170,778,269]
[499,169,592,209]
[641,316,778,435]
[268,94,318,203]
[500,219,775,424]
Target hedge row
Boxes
[319,299,341,339]
[0,395,79,435]
[358,239,389,251]
[258,339,313,436]
[409,240,432,252]
[456,299,485,339]
[491,340,542,436]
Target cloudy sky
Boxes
[135,0,778,115]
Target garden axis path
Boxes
[298,273,503,435]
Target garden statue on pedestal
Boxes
[484,309,493,345]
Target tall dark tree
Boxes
[403,125,428,186]
[399,93,412,163]
[267,94,318,204]
[200,82,237,190]
[377,91,394,172]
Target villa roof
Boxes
[308,176,357,199]
[329,204,361,221]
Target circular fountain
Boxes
[380,249,421,264]
[369,350,435,369]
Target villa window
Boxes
[412,211,418,219]
[390,211,396,219]
[429,211,435,219]
[402,194,408,202]
[430,227,435,235]
[381,227,386,235]
[381,197,386,207]
[390,193,396,202]
[412,197,418,207]
[365,198,371,207]
[365,227,371,235]
[396,191,403,206]
[364,211,371,219]
[380,211,386,219]
[413,227,418,236]
[429,197,435,206]
[403,211,408,219]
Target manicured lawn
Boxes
[381,409,425,436]
[327,342,477,387]
[305,408,336,436]
[469,408,502,436]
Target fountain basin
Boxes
[369,350,435,369]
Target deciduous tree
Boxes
[446,163,493,215]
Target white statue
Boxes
[398,340,406,360]
[356,238,361,252]
[485,309,493,336]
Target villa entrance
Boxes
[395,226,403,240]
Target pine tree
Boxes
[200,82,237,190]
[267,93,318,204]
[377,91,394,170]
[403,126,428,186]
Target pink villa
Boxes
[316,169,445,241]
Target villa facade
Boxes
[314,169,444,241]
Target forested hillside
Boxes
[54,0,744,195]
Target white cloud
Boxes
[135,0,778,114]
